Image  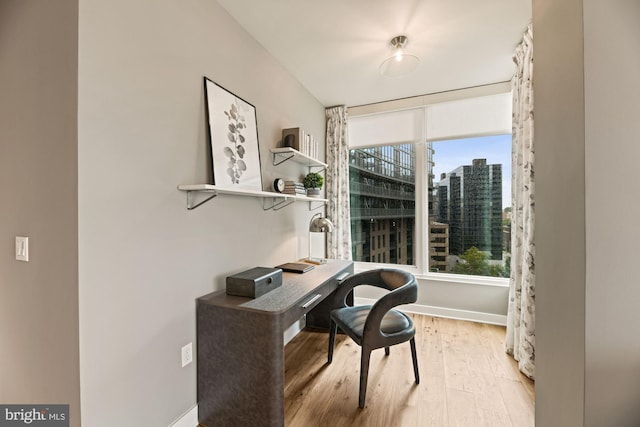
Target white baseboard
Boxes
[170,405,198,427]
[353,297,507,326]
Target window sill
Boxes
[417,272,509,287]
[353,261,509,288]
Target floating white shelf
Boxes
[270,147,327,170]
[177,184,327,211]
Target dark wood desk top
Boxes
[198,259,353,315]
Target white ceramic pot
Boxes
[306,188,321,197]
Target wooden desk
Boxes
[197,259,354,427]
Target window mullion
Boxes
[414,140,427,275]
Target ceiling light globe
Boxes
[380,35,420,78]
[380,53,420,78]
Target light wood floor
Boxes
[284,314,534,427]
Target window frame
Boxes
[347,84,511,287]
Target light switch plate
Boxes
[15,236,29,262]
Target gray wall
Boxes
[534,0,640,425]
[533,0,586,425]
[583,1,640,425]
[77,0,325,425]
[0,1,81,426]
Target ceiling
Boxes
[216,0,531,107]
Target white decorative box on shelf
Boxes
[177,184,327,211]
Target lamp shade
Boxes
[309,214,334,233]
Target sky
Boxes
[432,134,512,208]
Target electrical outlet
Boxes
[181,342,193,367]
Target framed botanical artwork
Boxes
[204,77,262,191]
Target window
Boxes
[429,136,511,277]
[348,89,512,280]
[349,143,416,266]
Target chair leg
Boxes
[359,348,372,408]
[410,337,420,384]
[384,346,390,356]
[328,319,337,364]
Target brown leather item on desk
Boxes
[276,262,315,274]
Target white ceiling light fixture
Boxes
[379,35,421,78]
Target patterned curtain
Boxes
[325,106,352,260]
[506,24,535,380]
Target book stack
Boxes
[283,181,305,196]
[299,133,319,159]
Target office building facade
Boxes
[349,144,416,265]
[436,158,503,260]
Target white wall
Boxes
[0,2,80,426]
[77,0,325,425]
[583,1,640,425]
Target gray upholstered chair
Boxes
[327,269,419,408]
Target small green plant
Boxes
[303,172,324,189]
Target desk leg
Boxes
[198,303,284,427]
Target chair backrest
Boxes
[351,269,418,346]
[368,269,417,313]
[334,268,417,316]
[336,268,417,305]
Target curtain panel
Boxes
[325,106,352,260]
[506,23,535,380]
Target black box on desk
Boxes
[226,267,283,298]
